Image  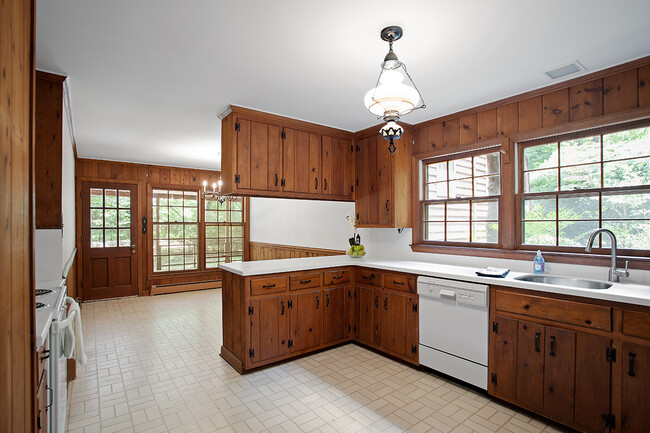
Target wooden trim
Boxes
[414,55,650,130]
[249,242,346,261]
[62,79,78,159]
[35,70,65,83]
[150,280,221,296]
[413,137,504,161]
[62,247,77,280]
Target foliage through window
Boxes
[521,125,650,250]
[89,188,131,248]
[205,198,244,268]
[422,150,501,244]
[152,190,199,272]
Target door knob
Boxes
[131,245,136,254]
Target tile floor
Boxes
[67,289,570,433]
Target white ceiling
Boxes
[36,0,650,171]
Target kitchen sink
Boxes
[514,274,612,290]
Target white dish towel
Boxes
[63,297,88,365]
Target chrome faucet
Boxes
[585,228,629,282]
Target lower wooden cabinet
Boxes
[35,369,47,433]
[575,334,612,432]
[357,285,382,347]
[290,289,322,352]
[250,294,289,365]
[620,342,650,432]
[322,286,347,344]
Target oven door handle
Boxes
[439,289,457,299]
[52,310,77,333]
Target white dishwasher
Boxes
[417,276,489,389]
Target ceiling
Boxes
[36,0,650,171]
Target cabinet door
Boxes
[489,315,518,400]
[355,137,371,224]
[282,127,297,192]
[290,289,322,352]
[323,286,347,344]
[267,124,282,191]
[405,295,419,361]
[372,288,382,347]
[621,343,650,432]
[309,132,321,194]
[250,120,269,190]
[382,291,407,356]
[343,138,355,199]
[375,135,392,226]
[347,286,356,339]
[357,286,375,345]
[235,118,251,190]
[250,295,288,365]
[543,327,576,423]
[575,334,612,432]
[355,135,393,226]
[288,129,316,194]
[517,321,545,411]
[36,371,47,433]
[322,135,352,197]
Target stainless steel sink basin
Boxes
[514,274,612,290]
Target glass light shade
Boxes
[379,121,404,140]
[364,66,421,117]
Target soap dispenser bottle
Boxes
[533,250,545,274]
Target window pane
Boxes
[427,162,447,182]
[523,197,556,220]
[153,206,168,223]
[523,221,556,246]
[473,152,500,176]
[447,201,470,221]
[472,221,498,243]
[474,175,500,197]
[449,178,473,198]
[449,157,472,180]
[105,189,117,208]
[602,191,650,219]
[184,207,198,222]
[118,190,130,208]
[104,209,117,228]
[560,163,600,191]
[105,229,118,247]
[560,136,601,165]
[169,191,184,206]
[231,212,243,223]
[523,143,558,171]
[118,210,130,227]
[603,157,650,188]
[90,209,103,228]
[169,224,184,239]
[603,126,650,161]
[206,226,219,238]
[90,188,103,207]
[472,200,498,221]
[558,221,599,247]
[602,220,650,249]
[558,194,599,220]
[232,226,243,238]
[169,207,183,223]
[154,224,168,239]
[424,204,444,221]
[118,229,131,247]
[152,190,168,207]
[205,200,220,210]
[184,191,198,207]
[205,210,218,223]
[90,229,103,248]
[424,222,444,241]
[426,182,448,200]
[524,169,558,193]
[185,224,198,239]
[446,222,470,242]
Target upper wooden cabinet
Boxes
[221,106,355,201]
[354,130,411,228]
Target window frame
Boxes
[204,196,246,269]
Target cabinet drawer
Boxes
[622,309,650,341]
[323,269,350,286]
[356,269,382,287]
[383,273,415,293]
[250,276,287,296]
[289,272,321,291]
[495,290,611,331]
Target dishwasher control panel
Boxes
[417,276,488,308]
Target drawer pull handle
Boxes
[41,350,50,362]
[300,279,312,284]
[524,304,531,310]
[326,294,330,307]
[393,280,404,285]
[262,283,276,289]
[384,297,388,311]
[281,301,284,315]
[628,352,636,377]
[549,336,556,356]
[315,177,318,190]
[534,332,541,352]
[316,296,320,309]
[332,275,343,280]
[375,295,379,308]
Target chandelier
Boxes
[202,179,233,204]
[364,26,425,153]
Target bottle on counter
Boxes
[533,250,545,274]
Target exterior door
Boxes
[82,182,138,300]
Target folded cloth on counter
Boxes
[64,297,87,365]
[475,266,510,278]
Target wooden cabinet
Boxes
[620,342,650,432]
[356,285,382,347]
[575,334,612,432]
[250,294,289,365]
[323,285,349,344]
[290,289,322,352]
[221,106,355,201]
[354,131,411,228]
[35,371,47,433]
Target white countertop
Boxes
[220,256,650,307]
[35,285,67,349]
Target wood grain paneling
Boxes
[569,79,603,121]
[497,103,519,136]
[542,89,570,126]
[604,69,638,114]
[640,64,650,107]
[518,96,543,131]
[249,242,345,261]
[477,108,498,140]
[442,118,460,148]
[460,114,478,144]
[0,0,35,431]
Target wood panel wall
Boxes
[0,0,35,431]
[249,241,345,261]
[76,159,231,297]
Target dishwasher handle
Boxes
[439,289,457,299]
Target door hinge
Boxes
[350,145,354,152]
[411,345,417,354]
[412,304,418,313]
[354,290,356,298]
[492,321,498,333]
[249,348,254,358]
[355,179,359,186]
[235,122,240,131]
[602,414,615,429]
[491,373,497,385]
[356,145,360,151]
[235,174,240,184]
[248,306,253,315]
[281,179,285,187]
[288,340,293,349]
[288,300,293,309]
[354,326,357,332]
[348,325,351,332]
[348,290,352,299]
[281,131,286,140]
[606,347,616,362]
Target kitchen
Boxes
[2,1,650,432]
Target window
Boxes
[89,187,131,248]
[205,198,245,267]
[152,189,199,272]
[520,125,650,250]
[422,150,501,244]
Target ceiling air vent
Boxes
[544,61,585,79]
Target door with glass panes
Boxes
[82,182,138,300]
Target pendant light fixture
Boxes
[364,26,425,153]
